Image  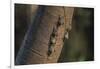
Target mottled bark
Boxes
[46,7,74,63]
[15,5,74,65]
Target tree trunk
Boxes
[15,5,74,65]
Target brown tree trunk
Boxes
[15,5,74,65]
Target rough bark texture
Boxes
[46,7,74,63]
[15,5,74,65]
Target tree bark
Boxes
[15,5,74,65]
[15,4,39,58]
